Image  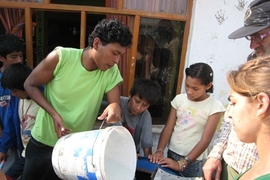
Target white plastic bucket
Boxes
[52,126,137,180]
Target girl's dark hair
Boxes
[88,19,133,48]
[185,62,214,93]
[129,78,161,106]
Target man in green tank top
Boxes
[22,19,133,180]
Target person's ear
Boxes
[206,82,213,91]
[256,92,270,117]
[93,38,101,50]
[0,56,4,62]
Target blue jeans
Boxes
[21,137,61,180]
[167,149,204,177]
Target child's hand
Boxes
[148,151,164,163]
[158,157,180,171]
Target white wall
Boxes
[184,0,253,107]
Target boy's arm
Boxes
[143,148,152,157]
[139,112,153,157]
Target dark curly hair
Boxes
[88,19,132,48]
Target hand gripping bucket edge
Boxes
[52,126,137,180]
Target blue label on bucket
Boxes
[76,130,103,180]
[77,173,97,180]
[87,172,98,180]
[74,147,84,157]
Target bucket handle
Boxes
[91,119,106,170]
[90,119,123,170]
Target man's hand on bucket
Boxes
[98,102,121,124]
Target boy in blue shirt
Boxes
[1,63,41,180]
[0,34,24,173]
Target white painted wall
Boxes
[184,0,254,107]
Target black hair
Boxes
[185,62,214,93]
[1,63,32,90]
[137,34,156,55]
[0,33,24,58]
[137,44,145,55]
[129,78,161,106]
[152,48,171,69]
[88,19,133,48]
[155,20,174,43]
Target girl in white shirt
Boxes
[149,62,225,177]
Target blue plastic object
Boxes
[136,156,178,175]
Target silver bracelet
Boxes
[184,156,191,165]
